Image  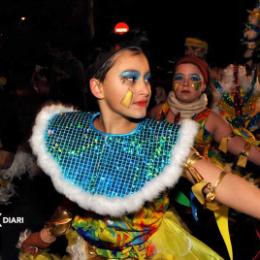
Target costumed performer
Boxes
[18,31,260,260]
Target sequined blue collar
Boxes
[30,104,198,216]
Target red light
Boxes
[114,22,129,35]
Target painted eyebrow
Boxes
[173,73,201,78]
[190,73,201,76]
[120,70,151,80]
[190,73,201,80]
[173,73,184,79]
[120,70,140,77]
[144,72,151,80]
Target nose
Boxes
[135,80,151,96]
[182,77,189,86]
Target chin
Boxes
[178,95,198,103]
[129,110,147,119]
[178,98,192,103]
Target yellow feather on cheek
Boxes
[120,89,133,108]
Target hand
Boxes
[21,228,56,255]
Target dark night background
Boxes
[0,1,260,259]
[0,0,258,70]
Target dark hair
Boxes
[87,29,150,82]
[85,29,150,111]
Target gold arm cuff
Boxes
[218,132,235,153]
[204,170,227,203]
[184,148,204,183]
[192,181,220,211]
[184,147,203,167]
[237,142,251,168]
[184,148,228,211]
[192,180,221,210]
[45,206,73,237]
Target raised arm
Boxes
[207,111,260,167]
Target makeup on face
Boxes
[120,70,152,86]
[173,73,202,91]
[119,69,151,108]
[120,70,140,85]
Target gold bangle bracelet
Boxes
[213,170,227,189]
[184,147,203,168]
[204,170,227,203]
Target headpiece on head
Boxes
[87,29,150,80]
[184,37,208,59]
[175,55,210,85]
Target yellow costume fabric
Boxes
[19,195,223,259]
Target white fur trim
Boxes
[2,151,37,180]
[16,229,32,248]
[30,104,198,217]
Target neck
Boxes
[95,108,137,134]
[167,91,208,120]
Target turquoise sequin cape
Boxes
[30,104,198,216]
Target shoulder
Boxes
[208,110,229,125]
[207,109,232,133]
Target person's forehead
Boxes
[176,63,201,72]
[111,50,149,70]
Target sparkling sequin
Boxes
[45,112,180,198]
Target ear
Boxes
[89,78,104,99]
